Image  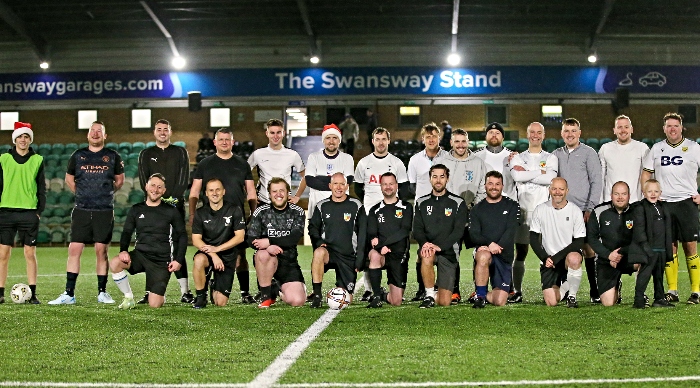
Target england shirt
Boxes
[599,139,649,203]
[530,201,586,257]
[354,153,408,213]
[248,146,305,204]
[643,138,700,202]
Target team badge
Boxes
[223,216,232,226]
[466,171,474,182]
[343,213,351,221]
[566,217,569,221]
[395,209,403,218]
[445,208,452,216]
[539,161,546,168]
[683,147,688,152]
[427,206,433,215]
[102,156,110,162]
[626,220,633,229]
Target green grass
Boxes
[1,245,699,386]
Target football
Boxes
[326,287,351,310]
[10,283,32,304]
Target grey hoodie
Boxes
[434,150,487,210]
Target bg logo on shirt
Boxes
[661,156,683,166]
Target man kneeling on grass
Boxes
[191,178,246,308]
[468,171,520,308]
[247,177,307,308]
[110,173,187,309]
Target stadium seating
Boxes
[146,141,156,148]
[115,192,129,206]
[49,178,64,193]
[37,143,52,156]
[391,140,406,152]
[50,226,66,244]
[37,225,50,244]
[50,143,65,155]
[79,142,88,149]
[124,165,139,178]
[173,141,186,148]
[0,144,11,153]
[122,177,134,192]
[111,226,123,243]
[58,192,73,205]
[64,143,78,155]
[599,138,613,147]
[475,140,487,150]
[106,142,118,150]
[51,207,70,218]
[543,138,558,152]
[586,138,600,151]
[126,153,140,166]
[118,142,132,154]
[128,190,145,204]
[44,154,59,168]
[131,142,146,154]
[504,140,516,151]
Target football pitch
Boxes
[1,246,699,388]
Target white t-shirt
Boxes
[305,150,355,218]
[643,138,700,202]
[408,149,448,199]
[599,139,649,203]
[475,147,516,198]
[248,146,305,204]
[510,150,558,213]
[530,201,586,256]
[354,152,408,213]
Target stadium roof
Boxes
[0,0,699,72]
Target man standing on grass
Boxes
[109,174,187,309]
[49,121,124,305]
[247,178,307,308]
[354,127,409,300]
[190,128,257,304]
[309,173,366,308]
[509,122,558,303]
[475,122,516,198]
[0,122,45,304]
[530,177,585,308]
[137,118,192,305]
[469,171,520,308]
[191,178,246,308]
[434,128,487,304]
[641,112,700,304]
[587,181,639,307]
[302,124,355,220]
[552,118,602,304]
[413,164,468,308]
[365,172,413,308]
[598,115,649,204]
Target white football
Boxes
[326,287,351,310]
[10,283,32,304]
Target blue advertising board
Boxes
[0,66,695,101]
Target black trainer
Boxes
[366,295,383,308]
[241,293,256,304]
[306,293,315,303]
[410,290,426,302]
[567,295,579,308]
[192,294,208,309]
[0,295,5,304]
[360,290,372,302]
[664,292,679,303]
[507,291,523,304]
[137,292,149,304]
[632,298,646,309]
[467,291,478,304]
[644,294,650,306]
[652,298,675,308]
[472,296,486,309]
[310,294,322,308]
[590,297,601,304]
[687,292,700,305]
[27,295,40,304]
[181,291,194,304]
[419,296,435,309]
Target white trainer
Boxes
[48,292,76,305]
[97,292,115,304]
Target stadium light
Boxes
[172,56,186,69]
[587,52,598,64]
[39,61,49,69]
[310,55,320,64]
[447,52,461,67]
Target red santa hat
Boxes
[322,124,342,140]
[12,122,33,144]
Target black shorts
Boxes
[596,257,636,295]
[0,210,39,246]
[489,255,512,293]
[126,250,171,296]
[382,251,409,289]
[324,251,357,294]
[196,251,237,297]
[435,255,458,291]
[667,198,700,243]
[70,208,114,244]
[540,259,568,290]
[274,258,305,286]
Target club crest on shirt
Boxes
[343,213,351,221]
[102,156,110,162]
[539,161,546,168]
[223,216,231,225]
[445,208,452,216]
[395,209,403,218]
[566,217,569,221]
[683,147,688,152]
[427,206,433,215]
[465,171,474,182]
[626,220,633,229]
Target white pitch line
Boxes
[246,275,365,388]
[276,375,700,387]
[3,375,700,388]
